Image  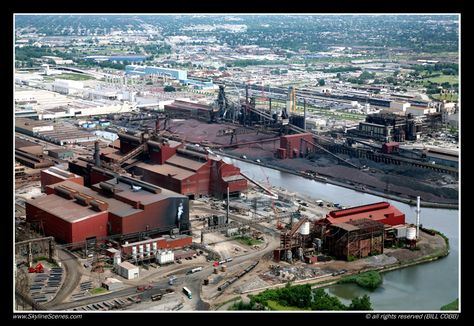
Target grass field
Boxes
[423,74,459,85]
[266,300,309,311]
[55,73,96,81]
[90,287,107,295]
[233,236,263,246]
[431,93,459,101]
[440,298,458,311]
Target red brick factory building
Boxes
[87,132,248,199]
[315,202,406,260]
[25,175,190,244]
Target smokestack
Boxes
[226,186,230,224]
[303,98,307,131]
[416,196,421,238]
[94,141,101,168]
[245,84,249,104]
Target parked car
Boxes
[136,285,153,292]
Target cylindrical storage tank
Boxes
[132,246,137,260]
[152,242,157,255]
[139,245,144,258]
[406,227,416,240]
[299,221,310,235]
[221,265,227,272]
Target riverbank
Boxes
[211,229,449,310]
[223,153,458,209]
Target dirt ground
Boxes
[210,230,448,308]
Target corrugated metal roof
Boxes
[135,162,195,181]
[118,261,138,271]
[222,175,245,182]
[15,137,42,149]
[39,180,138,219]
[326,202,404,225]
[333,222,360,232]
[27,194,106,223]
[166,154,207,171]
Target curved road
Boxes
[50,234,280,311]
[43,249,82,309]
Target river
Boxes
[224,158,459,311]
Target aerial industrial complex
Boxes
[14,14,458,312]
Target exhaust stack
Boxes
[416,196,421,239]
[94,140,101,168]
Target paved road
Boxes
[43,249,82,309]
[50,234,280,311]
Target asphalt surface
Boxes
[42,249,82,309]
[49,234,280,311]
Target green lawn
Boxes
[440,298,458,311]
[55,73,96,81]
[233,236,263,246]
[266,300,310,311]
[423,74,458,85]
[90,287,107,295]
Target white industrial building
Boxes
[52,79,84,95]
[405,106,437,116]
[116,261,139,280]
[389,101,411,112]
[102,278,124,291]
[156,251,175,265]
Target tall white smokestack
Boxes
[416,196,421,239]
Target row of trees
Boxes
[231,283,373,311]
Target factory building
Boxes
[99,132,247,199]
[25,176,190,244]
[40,167,84,190]
[314,202,405,260]
[164,100,217,123]
[15,137,44,156]
[350,113,423,142]
[15,136,54,169]
[16,118,98,145]
[120,235,192,260]
[48,148,74,160]
[324,219,385,260]
[125,65,187,81]
[322,202,405,227]
[277,133,315,159]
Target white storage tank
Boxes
[138,245,144,258]
[152,242,157,255]
[299,221,310,235]
[406,227,417,240]
[131,246,137,260]
[396,226,407,238]
[157,251,175,265]
[113,255,122,266]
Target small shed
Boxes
[48,148,74,160]
[117,261,139,280]
[102,277,124,291]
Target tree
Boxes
[164,85,176,92]
[348,295,372,311]
[318,79,326,86]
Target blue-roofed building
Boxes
[125,65,187,81]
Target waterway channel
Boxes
[224,158,459,311]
